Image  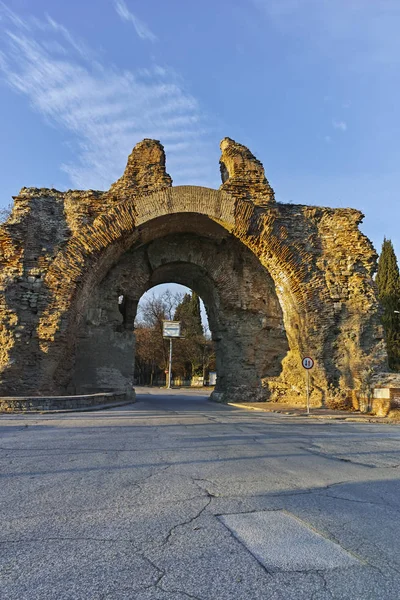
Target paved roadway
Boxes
[1,388,400,599]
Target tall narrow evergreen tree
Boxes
[173,291,203,338]
[376,238,400,370]
[187,291,203,338]
[173,291,205,378]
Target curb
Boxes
[0,400,134,415]
[227,402,396,424]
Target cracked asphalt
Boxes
[1,387,400,599]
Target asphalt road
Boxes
[1,388,400,599]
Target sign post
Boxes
[162,321,181,389]
[302,357,314,415]
[168,338,173,389]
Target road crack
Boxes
[162,494,213,547]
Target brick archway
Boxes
[0,138,386,405]
[71,216,290,402]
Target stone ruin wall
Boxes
[0,137,388,406]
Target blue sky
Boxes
[0,0,399,258]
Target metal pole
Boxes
[306,369,310,415]
[168,338,173,389]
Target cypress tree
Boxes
[376,238,400,370]
[187,291,203,337]
[174,291,203,338]
[173,293,190,334]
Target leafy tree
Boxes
[134,325,164,385]
[376,238,400,370]
[134,290,182,382]
[134,289,216,385]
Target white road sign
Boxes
[302,357,314,369]
[163,321,181,338]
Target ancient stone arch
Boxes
[0,138,387,405]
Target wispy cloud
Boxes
[0,1,29,30]
[0,5,217,190]
[333,120,347,132]
[114,0,157,43]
